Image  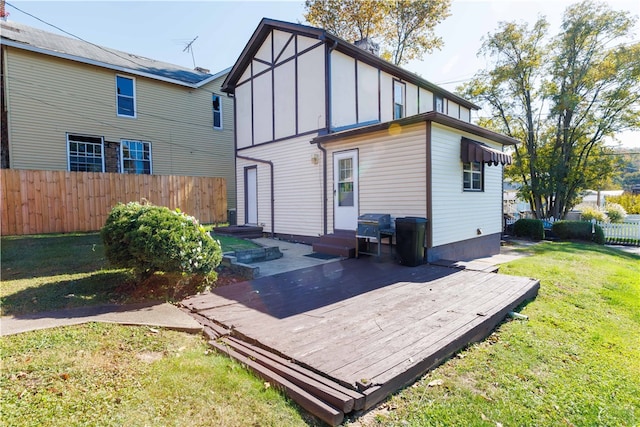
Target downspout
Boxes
[318,38,338,236]
[316,140,328,235]
[236,154,275,238]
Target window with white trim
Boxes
[435,95,444,113]
[212,94,222,129]
[67,134,104,172]
[393,80,405,119]
[116,75,136,117]
[121,140,151,174]
[463,161,483,191]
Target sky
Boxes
[4,0,640,148]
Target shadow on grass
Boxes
[515,240,640,260]
[1,270,133,317]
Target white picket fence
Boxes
[596,220,640,246]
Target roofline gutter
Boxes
[236,154,275,238]
[1,39,219,88]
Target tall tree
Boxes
[303,0,452,66]
[461,0,640,219]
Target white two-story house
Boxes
[222,18,514,262]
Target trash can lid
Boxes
[395,217,428,223]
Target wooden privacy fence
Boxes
[1,169,227,236]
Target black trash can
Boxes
[395,217,427,266]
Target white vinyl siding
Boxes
[325,123,428,232]
[405,83,418,117]
[5,49,237,209]
[236,134,324,235]
[430,124,503,247]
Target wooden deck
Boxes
[182,258,539,426]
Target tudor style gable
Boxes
[231,26,327,148]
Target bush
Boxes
[580,207,607,223]
[606,193,640,214]
[101,202,222,281]
[605,203,627,223]
[512,218,544,241]
[552,220,605,245]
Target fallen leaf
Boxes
[148,327,160,334]
[264,381,271,389]
[496,423,503,427]
[427,379,444,387]
[59,373,69,381]
[481,413,489,421]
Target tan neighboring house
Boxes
[222,18,516,262]
[1,20,236,210]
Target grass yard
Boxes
[0,233,260,316]
[1,235,638,426]
[356,242,639,426]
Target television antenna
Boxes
[183,36,198,68]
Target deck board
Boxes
[183,258,539,425]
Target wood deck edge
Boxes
[208,339,344,426]
[226,336,366,410]
[362,278,540,411]
[220,337,356,413]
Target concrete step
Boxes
[318,232,356,248]
[312,242,355,258]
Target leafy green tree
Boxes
[303,0,451,65]
[461,0,640,219]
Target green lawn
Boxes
[0,233,259,316]
[1,237,638,426]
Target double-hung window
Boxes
[68,134,104,172]
[212,94,222,129]
[393,80,405,119]
[116,75,136,117]
[463,161,483,191]
[121,140,151,174]
[435,95,444,113]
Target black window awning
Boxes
[461,137,512,166]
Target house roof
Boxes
[221,18,479,111]
[311,111,520,146]
[0,20,230,88]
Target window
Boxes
[393,80,405,119]
[435,95,444,113]
[212,94,222,129]
[68,134,104,172]
[116,75,136,117]
[121,140,151,174]
[463,161,483,191]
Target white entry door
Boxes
[334,150,358,230]
[245,167,258,225]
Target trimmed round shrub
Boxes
[512,218,544,241]
[580,207,607,223]
[551,220,605,245]
[101,201,222,280]
[605,203,626,223]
